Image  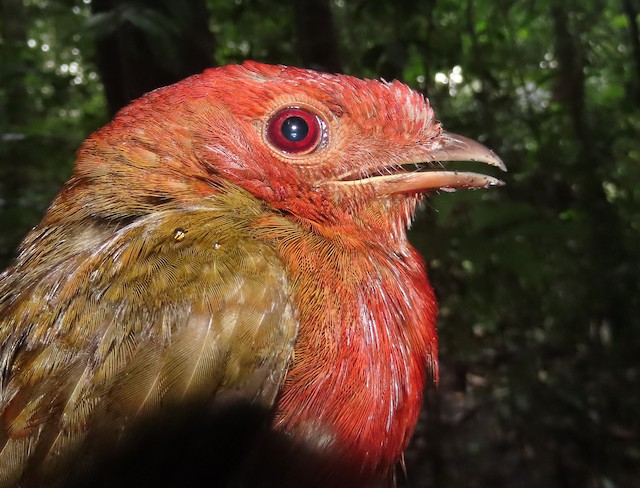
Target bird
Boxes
[0,61,504,487]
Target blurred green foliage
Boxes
[0,0,638,486]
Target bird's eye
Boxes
[266,107,322,154]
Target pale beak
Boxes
[426,132,506,171]
[331,131,506,195]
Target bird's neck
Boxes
[256,210,438,483]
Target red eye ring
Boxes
[266,107,322,154]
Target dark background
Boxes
[1,0,639,486]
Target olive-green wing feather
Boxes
[0,191,296,487]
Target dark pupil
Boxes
[281,116,309,142]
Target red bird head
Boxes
[63,61,503,233]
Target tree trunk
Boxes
[294,0,342,72]
[91,0,215,116]
[621,0,640,101]
[0,0,30,266]
[551,1,635,390]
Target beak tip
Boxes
[438,131,507,172]
[488,153,507,172]
[467,147,507,172]
[475,176,505,189]
[490,154,507,172]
